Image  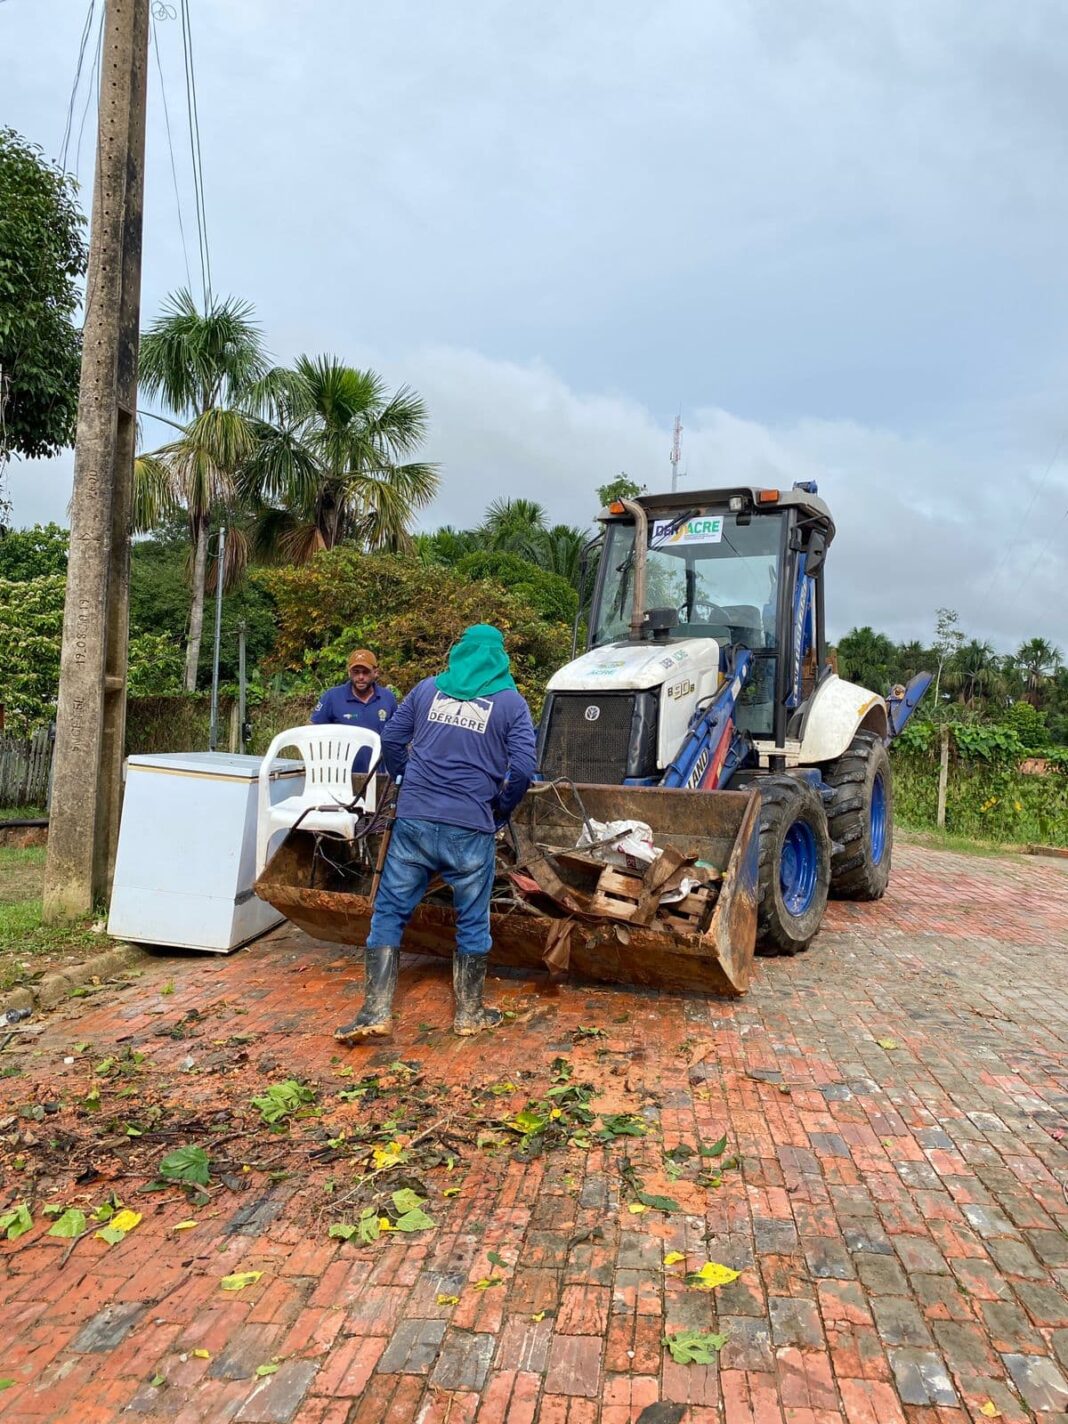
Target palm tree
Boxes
[835,626,896,692]
[138,289,269,690]
[1014,637,1062,704]
[893,640,931,683]
[948,639,1000,704]
[413,526,481,566]
[479,498,548,556]
[528,523,595,601]
[246,356,438,561]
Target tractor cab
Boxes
[538,484,835,784]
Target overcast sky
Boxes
[4,0,1068,649]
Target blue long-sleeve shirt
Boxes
[382,678,538,834]
[309,681,398,773]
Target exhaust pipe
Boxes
[620,498,648,642]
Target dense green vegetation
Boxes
[838,609,1067,749]
[0,129,87,466]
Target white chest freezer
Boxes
[107,751,303,952]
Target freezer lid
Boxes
[126,751,303,781]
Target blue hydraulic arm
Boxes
[886,671,933,739]
[660,650,753,791]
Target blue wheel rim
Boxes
[780,819,818,917]
[871,771,887,866]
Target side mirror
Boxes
[805,530,827,577]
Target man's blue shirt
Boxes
[381,678,538,834]
[310,681,398,772]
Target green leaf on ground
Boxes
[356,1215,380,1244]
[0,1204,32,1241]
[150,1374,166,1388]
[393,1206,435,1232]
[487,1250,508,1268]
[508,1108,547,1137]
[47,1209,86,1238]
[251,1080,317,1126]
[0,1380,14,1390]
[597,1114,648,1140]
[637,1192,681,1213]
[390,1188,425,1215]
[255,1363,279,1377]
[876,1038,899,1050]
[42,1203,64,1218]
[158,1145,211,1186]
[663,1329,728,1364]
[701,1135,728,1157]
[328,1223,358,1241]
[473,1276,503,1290]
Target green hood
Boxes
[434,624,517,701]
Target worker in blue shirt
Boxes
[335,624,537,1045]
[310,649,398,773]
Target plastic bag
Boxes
[576,818,658,872]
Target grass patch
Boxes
[0,846,108,992]
[0,846,46,903]
[898,827,1024,860]
[0,805,46,822]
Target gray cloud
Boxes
[3,0,1066,657]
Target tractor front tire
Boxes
[756,776,832,956]
[825,731,893,900]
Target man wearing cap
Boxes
[335,624,537,1044]
[310,650,397,773]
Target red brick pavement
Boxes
[2,844,1068,1423]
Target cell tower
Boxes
[670,412,683,492]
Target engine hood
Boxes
[547,638,721,693]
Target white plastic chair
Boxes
[256,724,381,875]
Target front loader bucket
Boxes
[255,783,760,997]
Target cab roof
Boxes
[599,485,835,543]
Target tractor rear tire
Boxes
[756,776,832,956]
[825,731,893,900]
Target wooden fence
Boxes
[0,727,53,809]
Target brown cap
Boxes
[347,649,378,672]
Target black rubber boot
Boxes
[335,946,399,1044]
[452,954,503,1037]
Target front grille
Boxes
[540,693,635,785]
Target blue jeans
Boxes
[367,818,496,957]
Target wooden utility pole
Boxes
[44,0,150,922]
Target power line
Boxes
[59,0,96,171]
[74,4,105,181]
[982,431,1066,609]
[1020,503,1068,604]
[180,0,212,309]
[151,8,193,291]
